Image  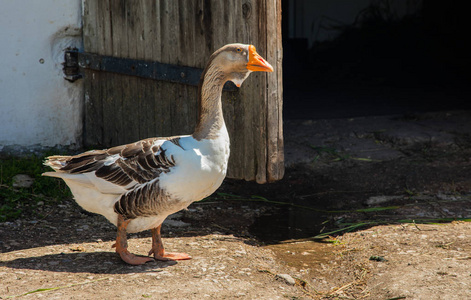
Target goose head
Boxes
[195,43,274,139]
[208,43,274,88]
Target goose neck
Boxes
[193,64,228,140]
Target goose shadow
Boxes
[0,203,210,254]
[1,251,178,274]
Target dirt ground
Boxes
[1,111,471,299]
[1,204,471,299]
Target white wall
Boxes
[0,0,83,151]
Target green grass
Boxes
[311,218,471,240]
[0,153,72,222]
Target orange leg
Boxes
[113,215,154,265]
[148,224,191,261]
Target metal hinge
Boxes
[63,49,236,91]
[63,48,82,82]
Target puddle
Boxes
[264,240,337,271]
[249,205,340,271]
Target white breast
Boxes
[160,127,230,203]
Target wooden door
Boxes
[82,0,283,183]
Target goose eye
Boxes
[236,48,241,53]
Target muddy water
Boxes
[264,240,336,271]
[249,205,339,271]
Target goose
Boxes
[43,43,273,265]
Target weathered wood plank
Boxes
[121,1,139,144]
[98,1,117,146]
[138,1,153,140]
[179,0,198,135]
[103,1,125,146]
[247,0,264,182]
[82,0,103,146]
[266,0,284,182]
[132,1,147,140]
[255,0,268,183]
[149,0,163,137]
[170,1,186,136]
[158,0,174,138]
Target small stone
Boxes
[366,195,398,206]
[12,174,34,188]
[9,240,20,246]
[369,255,388,262]
[70,246,85,252]
[276,274,296,286]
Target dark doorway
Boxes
[282,0,471,119]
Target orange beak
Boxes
[247,45,274,72]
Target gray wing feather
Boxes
[45,137,182,219]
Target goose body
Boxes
[43,43,273,265]
[45,130,229,233]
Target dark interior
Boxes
[282,0,471,119]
